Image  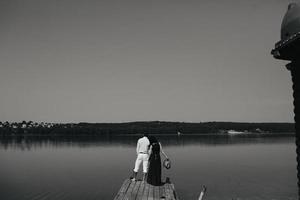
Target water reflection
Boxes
[0,134,294,151]
[0,134,297,200]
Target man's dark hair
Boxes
[143,133,149,137]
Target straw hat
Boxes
[163,158,171,169]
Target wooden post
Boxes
[198,185,206,200]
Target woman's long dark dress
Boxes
[147,142,162,186]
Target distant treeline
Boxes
[0,121,295,136]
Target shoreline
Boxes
[0,132,295,137]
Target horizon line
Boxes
[0,120,295,124]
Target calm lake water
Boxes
[0,134,297,200]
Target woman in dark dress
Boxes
[147,136,168,186]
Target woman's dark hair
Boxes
[147,136,158,144]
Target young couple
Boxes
[131,133,168,186]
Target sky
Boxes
[0,0,297,123]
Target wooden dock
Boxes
[113,179,179,200]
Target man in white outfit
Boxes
[132,133,150,181]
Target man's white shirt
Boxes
[136,136,150,154]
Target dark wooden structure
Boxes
[271,2,300,198]
[113,179,178,200]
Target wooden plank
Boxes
[148,184,154,200]
[114,179,179,200]
[141,182,150,200]
[153,186,159,199]
[131,181,141,200]
[123,180,136,200]
[166,184,175,200]
[135,181,145,200]
[114,179,131,200]
[170,184,179,200]
[164,184,171,200]
[159,184,166,199]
